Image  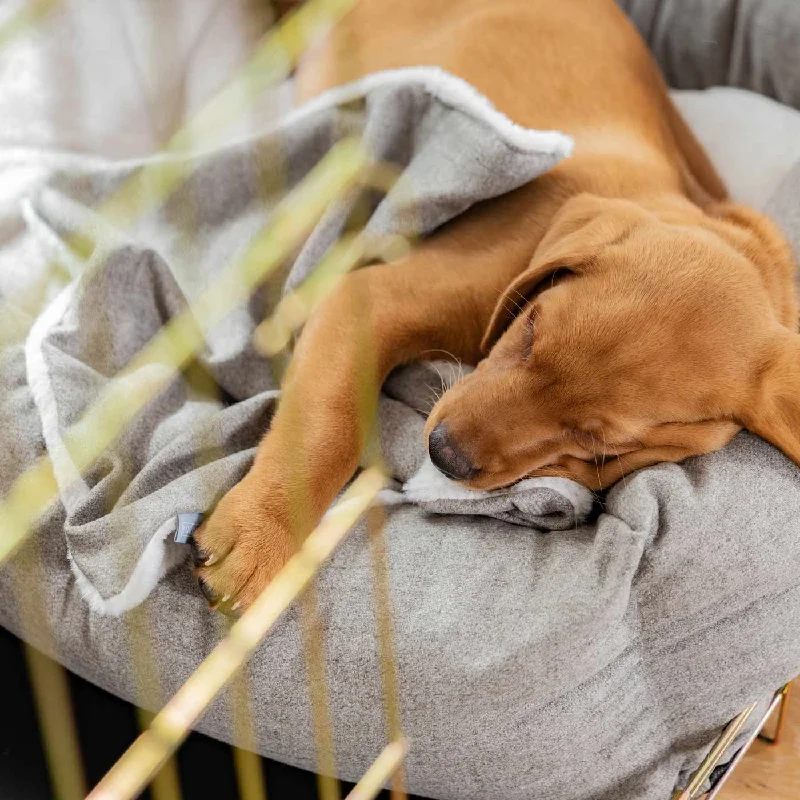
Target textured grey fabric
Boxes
[768,159,800,291]
[670,86,800,209]
[619,0,800,110]
[385,455,592,529]
[0,71,571,610]
[0,345,43,486]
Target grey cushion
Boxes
[620,0,800,109]
[671,87,800,209]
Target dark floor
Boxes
[0,625,425,799]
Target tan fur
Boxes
[195,0,799,611]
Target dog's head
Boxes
[425,193,799,490]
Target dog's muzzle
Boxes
[428,422,475,480]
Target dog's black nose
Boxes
[428,423,474,480]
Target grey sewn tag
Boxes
[174,512,204,544]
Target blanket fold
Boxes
[1,67,574,614]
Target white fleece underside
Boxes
[378,457,594,520]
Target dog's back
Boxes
[297,0,726,201]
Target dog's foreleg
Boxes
[193,217,530,610]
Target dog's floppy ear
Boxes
[481,193,640,353]
[739,330,800,466]
[703,201,799,327]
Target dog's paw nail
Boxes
[189,539,209,567]
[221,594,231,603]
[231,600,241,612]
[197,577,218,604]
[204,553,218,566]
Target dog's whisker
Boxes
[509,287,532,314]
[594,427,637,493]
[424,383,443,405]
[610,448,632,493]
[589,432,603,491]
[509,297,528,321]
[422,386,438,400]
[601,428,612,476]
[420,349,466,389]
[495,285,527,319]
[420,395,437,413]
[501,297,520,321]
[616,455,630,492]
[419,348,460,364]
[429,362,448,394]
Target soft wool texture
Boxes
[381,457,593,526]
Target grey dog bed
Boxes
[2,2,800,799]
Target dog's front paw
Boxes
[191,478,296,614]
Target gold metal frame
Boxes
[0,3,794,799]
[758,681,792,745]
[671,683,792,800]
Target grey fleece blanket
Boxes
[1,67,577,615]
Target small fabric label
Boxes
[174,512,204,544]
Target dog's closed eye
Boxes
[567,428,597,449]
[527,267,576,306]
[522,309,537,354]
[483,266,579,353]
[566,427,642,454]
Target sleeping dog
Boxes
[194,0,799,610]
